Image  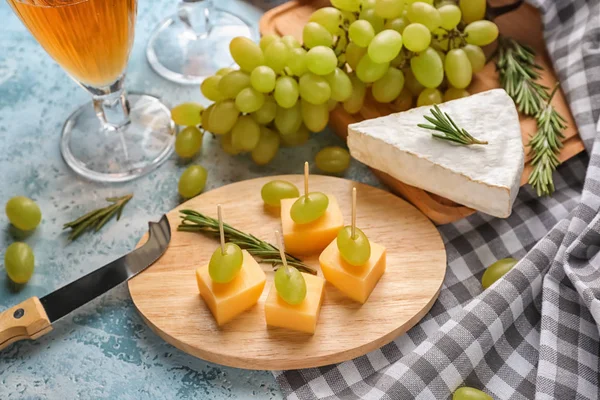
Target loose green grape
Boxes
[274,266,307,305]
[438,4,461,30]
[445,48,472,89]
[404,68,425,95]
[218,70,251,99]
[229,37,264,72]
[260,34,279,51]
[216,67,235,76]
[359,8,385,33]
[4,242,34,284]
[280,124,310,147]
[299,73,331,105]
[384,16,409,33]
[231,116,261,151]
[5,196,41,231]
[349,20,375,47]
[171,102,203,126]
[407,2,441,32]
[282,35,301,49]
[252,127,280,165]
[290,192,329,224]
[356,55,389,83]
[208,100,240,135]
[346,42,367,70]
[372,67,405,102]
[330,0,361,12]
[201,104,214,132]
[368,30,403,63]
[459,0,486,24]
[264,40,290,74]
[261,180,300,207]
[274,76,300,109]
[235,87,265,114]
[221,132,241,155]
[301,100,329,132]
[315,146,350,173]
[275,103,303,136]
[343,75,367,114]
[482,258,518,289]
[303,22,333,49]
[393,87,413,111]
[326,68,353,102]
[252,96,277,124]
[209,243,243,283]
[462,44,486,73]
[178,165,208,199]
[453,387,493,400]
[337,226,371,266]
[175,126,203,158]
[464,20,499,46]
[200,75,223,102]
[410,47,443,88]
[402,23,431,52]
[417,88,443,106]
[250,66,276,93]
[309,7,342,35]
[287,48,308,76]
[444,87,470,102]
[306,46,337,76]
[374,0,404,19]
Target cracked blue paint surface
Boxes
[0,0,382,398]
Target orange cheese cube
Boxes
[319,239,386,304]
[280,195,344,256]
[264,273,325,334]
[196,250,266,326]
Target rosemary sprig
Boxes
[63,194,133,241]
[418,104,488,145]
[178,210,316,275]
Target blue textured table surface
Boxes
[0,0,381,398]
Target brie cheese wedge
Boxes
[347,89,524,218]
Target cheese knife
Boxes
[0,215,171,351]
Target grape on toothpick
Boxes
[337,187,371,266]
[290,162,329,224]
[208,205,244,284]
[273,230,307,305]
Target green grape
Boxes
[201,104,214,132]
[200,75,223,102]
[462,44,486,73]
[410,47,443,88]
[252,127,280,165]
[216,67,235,76]
[384,16,409,33]
[328,99,339,111]
[404,68,425,95]
[4,242,34,284]
[390,50,407,67]
[274,76,300,108]
[209,243,243,283]
[356,55,389,83]
[407,2,441,32]
[337,226,371,266]
[287,48,308,76]
[438,4,461,30]
[261,180,300,207]
[372,67,404,102]
[340,10,358,25]
[402,23,431,52]
[259,34,279,51]
[280,124,310,147]
[315,146,350,173]
[178,165,208,199]
[275,103,303,136]
[218,70,251,99]
[5,196,41,231]
[349,20,375,48]
[306,46,337,76]
[299,73,331,105]
[252,96,277,124]
[453,387,493,400]
[330,0,361,12]
[303,22,333,49]
[250,66,276,93]
[445,48,472,89]
[231,116,261,151]
[435,48,446,65]
[282,35,301,49]
[368,30,403,63]
[229,37,264,72]
[464,20,499,46]
[175,126,203,158]
[221,132,241,155]
[481,258,518,289]
[235,87,265,114]
[326,68,353,102]
[346,42,367,70]
[359,8,385,33]
[171,102,203,126]
[343,75,367,114]
[406,0,433,4]
[290,192,329,224]
[374,0,404,19]
[301,99,329,132]
[309,7,342,35]
[362,0,376,9]
[274,266,307,305]
[444,87,470,102]
[459,0,486,24]
[208,100,240,135]
[264,40,290,74]
[393,87,413,111]
[417,87,442,106]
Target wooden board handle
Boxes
[0,297,52,351]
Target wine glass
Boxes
[7,0,175,183]
[146,0,255,85]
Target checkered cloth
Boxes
[274,0,600,398]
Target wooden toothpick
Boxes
[304,161,309,197]
[217,204,225,255]
[275,230,291,276]
[351,187,357,239]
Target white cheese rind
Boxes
[347,89,524,218]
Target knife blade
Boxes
[0,215,171,350]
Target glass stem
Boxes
[178,0,213,39]
[91,77,130,130]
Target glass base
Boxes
[60,93,176,183]
[146,9,254,85]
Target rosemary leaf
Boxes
[418,104,488,145]
[64,194,133,241]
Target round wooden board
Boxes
[128,175,447,370]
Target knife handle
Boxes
[0,297,52,351]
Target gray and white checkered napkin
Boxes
[274,0,600,398]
